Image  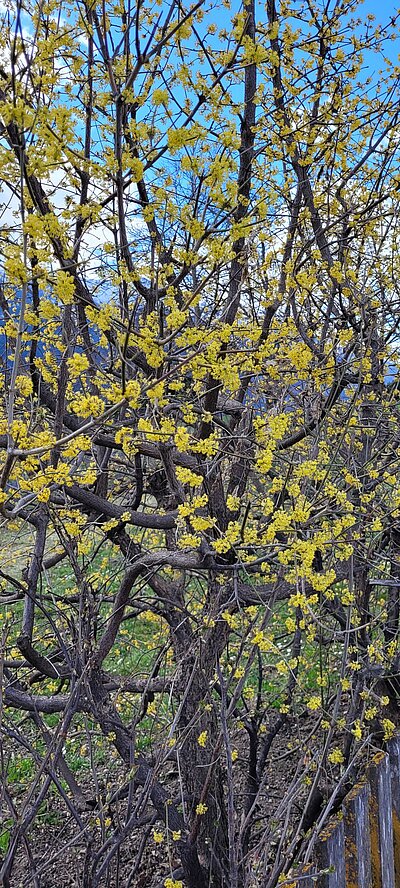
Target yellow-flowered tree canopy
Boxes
[1,0,400,885]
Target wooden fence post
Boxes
[342,780,372,888]
[291,735,400,888]
[315,816,346,887]
[387,736,400,882]
[368,750,395,888]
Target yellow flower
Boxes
[152,88,169,105]
[234,667,244,679]
[153,830,164,843]
[226,494,240,511]
[256,448,274,474]
[177,532,201,549]
[197,731,208,748]
[221,611,240,630]
[67,353,89,378]
[328,748,344,765]
[16,375,33,397]
[195,803,208,815]
[124,379,141,406]
[130,157,144,182]
[382,719,396,741]
[37,487,50,503]
[175,426,191,451]
[212,537,232,554]
[168,127,192,151]
[54,270,75,304]
[307,696,321,711]
[71,393,103,418]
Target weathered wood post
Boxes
[315,816,346,887]
[387,736,400,883]
[291,735,400,888]
[368,750,395,888]
[342,780,372,888]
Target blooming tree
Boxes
[1,0,400,885]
